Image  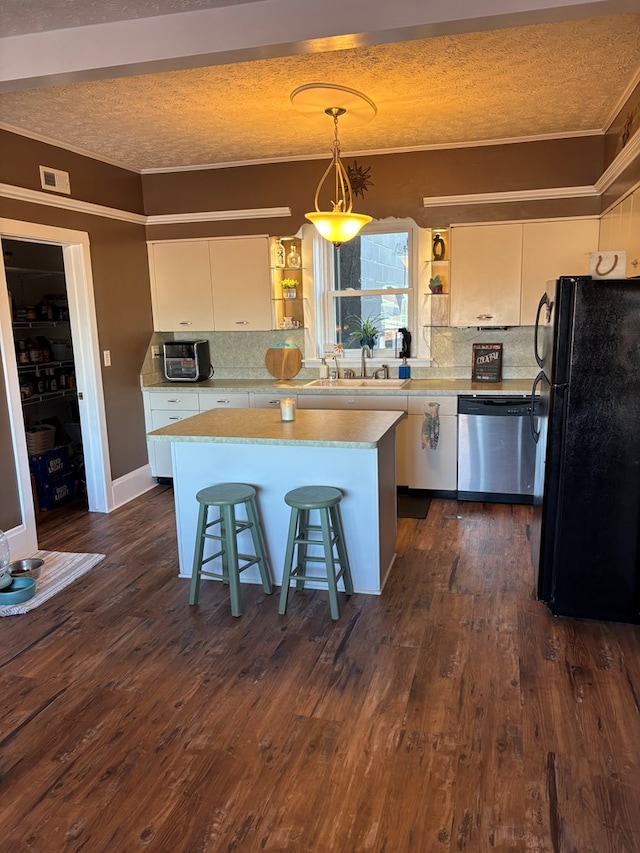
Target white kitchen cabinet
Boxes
[143,391,200,477]
[450,224,523,326]
[398,396,458,491]
[520,218,599,324]
[143,388,250,477]
[148,241,214,332]
[209,237,272,331]
[598,190,640,278]
[148,237,271,332]
[628,188,640,277]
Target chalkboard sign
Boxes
[472,343,503,382]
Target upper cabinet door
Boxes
[209,237,271,331]
[520,219,599,325]
[626,189,640,277]
[450,224,523,326]
[149,241,214,331]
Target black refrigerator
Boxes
[530,275,640,624]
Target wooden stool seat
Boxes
[190,483,273,617]
[279,485,354,620]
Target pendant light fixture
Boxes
[291,84,376,247]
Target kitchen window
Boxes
[313,218,425,360]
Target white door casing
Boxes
[0,218,112,557]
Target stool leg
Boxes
[295,509,310,591]
[331,505,354,596]
[221,503,242,617]
[320,507,341,620]
[246,497,274,595]
[189,501,208,605]
[279,506,300,615]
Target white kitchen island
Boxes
[149,407,405,594]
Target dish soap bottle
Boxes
[319,357,329,379]
[399,357,411,379]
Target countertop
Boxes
[143,378,535,397]
[148,407,405,448]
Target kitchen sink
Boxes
[304,378,410,389]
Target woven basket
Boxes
[26,425,56,456]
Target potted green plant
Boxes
[429,275,444,294]
[348,312,381,348]
[281,278,298,299]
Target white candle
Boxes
[280,397,296,421]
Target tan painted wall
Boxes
[143,136,605,241]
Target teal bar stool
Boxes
[190,483,273,617]
[278,485,354,620]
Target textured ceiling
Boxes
[0,12,639,172]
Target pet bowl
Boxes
[0,567,12,590]
[9,558,44,580]
[0,575,37,605]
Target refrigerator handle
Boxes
[534,292,551,368]
[530,372,544,443]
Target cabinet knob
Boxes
[632,258,638,267]
[178,321,193,326]
[235,320,250,325]
[476,314,493,320]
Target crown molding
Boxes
[0,183,291,225]
[0,182,146,223]
[595,128,640,194]
[146,207,291,224]
[423,185,598,208]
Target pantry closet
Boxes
[3,237,86,519]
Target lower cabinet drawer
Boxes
[198,392,250,410]
[253,393,298,409]
[147,391,200,410]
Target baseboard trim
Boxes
[110,464,156,510]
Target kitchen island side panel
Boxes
[171,440,393,595]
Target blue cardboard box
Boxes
[30,445,71,482]
[37,472,76,511]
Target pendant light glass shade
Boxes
[305,107,372,247]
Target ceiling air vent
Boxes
[39,166,71,195]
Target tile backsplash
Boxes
[141,326,537,384]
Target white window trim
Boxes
[308,217,435,366]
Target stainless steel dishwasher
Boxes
[457,396,536,504]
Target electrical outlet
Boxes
[103,350,111,367]
[151,345,160,359]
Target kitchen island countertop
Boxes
[149,406,404,448]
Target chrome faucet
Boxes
[360,345,372,377]
[373,364,389,380]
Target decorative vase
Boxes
[433,233,446,261]
[283,287,297,299]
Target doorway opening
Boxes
[3,237,88,526]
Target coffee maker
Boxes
[163,340,211,382]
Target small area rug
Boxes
[397,490,432,519]
[0,550,105,617]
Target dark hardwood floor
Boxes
[1,487,639,852]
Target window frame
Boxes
[312,217,428,363]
